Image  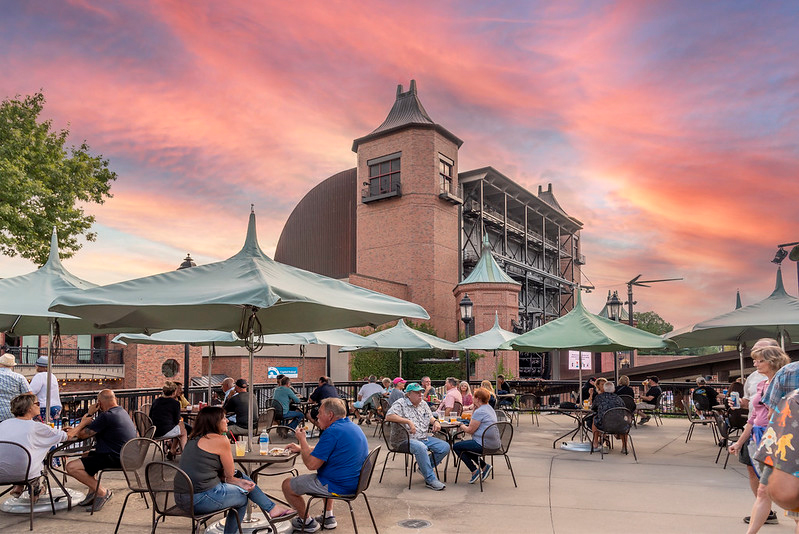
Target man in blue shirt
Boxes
[283,397,368,532]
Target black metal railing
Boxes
[8,346,124,365]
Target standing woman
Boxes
[453,388,501,484]
[728,343,790,533]
[178,407,294,534]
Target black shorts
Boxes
[81,451,122,476]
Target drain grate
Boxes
[398,519,432,529]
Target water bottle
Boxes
[259,430,269,455]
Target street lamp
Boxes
[606,290,623,384]
[177,254,196,393]
[459,293,474,382]
[772,242,799,294]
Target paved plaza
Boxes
[1,413,793,533]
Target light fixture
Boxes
[606,291,623,322]
[459,293,474,381]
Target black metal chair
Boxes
[145,461,242,534]
[257,407,276,432]
[379,421,438,489]
[372,397,390,438]
[686,393,719,443]
[115,437,164,534]
[590,407,637,462]
[133,410,153,437]
[140,403,152,416]
[517,394,540,427]
[716,409,748,468]
[639,395,664,426]
[618,395,637,428]
[306,446,381,534]
[454,421,517,492]
[0,441,56,530]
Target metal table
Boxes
[543,408,593,449]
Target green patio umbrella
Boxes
[340,319,463,376]
[0,229,114,422]
[454,312,518,382]
[52,209,428,447]
[666,268,799,379]
[500,291,675,403]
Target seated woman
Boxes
[150,381,187,459]
[0,393,68,502]
[479,380,497,409]
[590,381,628,453]
[583,378,607,431]
[459,381,473,409]
[615,375,635,398]
[178,407,294,534]
[453,388,501,484]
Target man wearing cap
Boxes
[636,376,662,424]
[388,377,406,406]
[29,356,62,421]
[386,382,449,491]
[0,348,32,422]
[225,378,256,436]
[694,376,722,411]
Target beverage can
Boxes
[730,392,741,409]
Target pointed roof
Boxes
[455,312,518,351]
[352,80,463,151]
[460,235,520,286]
[340,319,462,352]
[537,183,569,218]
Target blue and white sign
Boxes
[268,366,298,378]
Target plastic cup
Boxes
[235,441,246,457]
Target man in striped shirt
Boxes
[0,349,32,422]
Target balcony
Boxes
[438,177,463,204]
[8,346,124,365]
[361,181,401,203]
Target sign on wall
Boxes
[567,351,592,371]
[268,366,298,378]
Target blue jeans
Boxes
[453,439,486,473]
[283,410,304,429]
[191,473,276,534]
[408,436,449,482]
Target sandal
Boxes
[269,507,296,519]
[10,486,23,499]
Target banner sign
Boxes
[567,351,592,371]
[268,366,298,378]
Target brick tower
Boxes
[351,80,464,340]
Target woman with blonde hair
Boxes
[728,341,790,533]
[480,380,497,408]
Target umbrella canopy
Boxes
[665,268,799,348]
[50,210,429,335]
[500,292,676,353]
[0,229,104,335]
[454,312,517,351]
[340,319,462,376]
[259,329,377,348]
[112,330,241,346]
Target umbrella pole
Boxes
[45,318,54,424]
[301,345,306,391]
[494,349,499,385]
[738,341,745,382]
[398,349,403,377]
[208,343,215,405]
[247,331,255,452]
[613,351,619,386]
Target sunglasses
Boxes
[33,401,41,406]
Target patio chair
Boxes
[454,421,517,492]
[495,409,511,423]
[115,437,164,534]
[517,394,540,427]
[140,403,152,416]
[257,407,276,432]
[0,441,57,530]
[133,410,153,437]
[589,407,637,462]
[639,395,663,426]
[716,409,747,468]
[271,399,302,429]
[685,395,719,444]
[618,395,637,428]
[372,397,390,438]
[305,446,381,534]
[145,461,241,534]
[379,421,438,489]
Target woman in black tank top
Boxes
[178,407,295,534]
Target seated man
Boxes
[66,389,137,511]
[0,393,68,502]
[274,376,304,429]
[420,376,438,405]
[282,398,368,532]
[308,376,338,426]
[352,375,384,424]
[225,379,257,436]
[694,376,722,410]
[635,376,662,424]
[437,377,463,415]
[385,383,448,491]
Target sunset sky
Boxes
[1,1,797,330]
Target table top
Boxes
[230,443,299,464]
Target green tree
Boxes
[633,311,673,335]
[0,92,116,265]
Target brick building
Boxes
[275,80,584,379]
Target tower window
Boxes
[439,155,454,193]
[368,156,401,196]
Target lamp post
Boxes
[772,242,799,294]
[607,290,623,384]
[459,294,474,382]
[177,254,196,393]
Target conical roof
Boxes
[460,235,520,286]
[0,228,106,335]
[50,210,429,335]
[352,80,463,151]
[340,319,462,352]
